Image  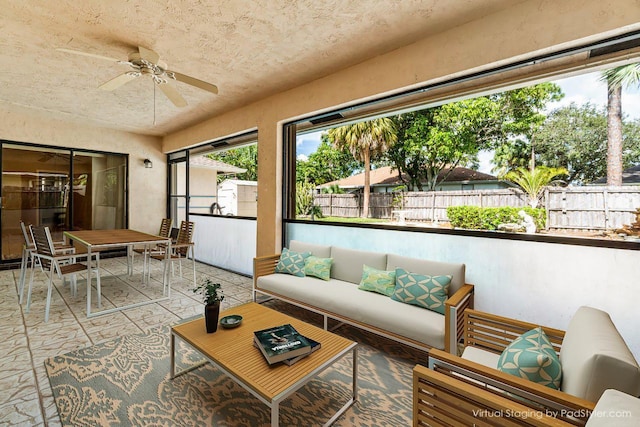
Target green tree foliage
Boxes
[504,166,568,208]
[328,118,397,217]
[388,83,563,189]
[321,184,345,194]
[600,63,640,186]
[296,134,360,185]
[295,181,322,219]
[208,145,257,181]
[533,103,607,184]
[529,103,640,184]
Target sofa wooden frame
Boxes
[253,253,475,353]
[414,308,596,426]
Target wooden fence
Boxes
[313,186,640,231]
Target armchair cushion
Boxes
[559,306,640,401]
[303,256,332,281]
[391,268,451,314]
[497,327,562,390]
[274,248,311,277]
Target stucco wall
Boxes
[0,106,165,235]
[162,0,640,256]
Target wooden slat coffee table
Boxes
[170,302,358,426]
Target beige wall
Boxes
[0,106,165,235]
[163,0,640,256]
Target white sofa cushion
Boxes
[289,240,331,258]
[330,246,387,284]
[559,306,640,401]
[257,273,446,349]
[386,254,465,295]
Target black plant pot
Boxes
[205,302,220,333]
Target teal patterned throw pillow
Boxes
[358,265,396,296]
[274,248,311,277]
[497,327,562,390]
[391,268,451,314]
[303,256,333,281]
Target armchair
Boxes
[415,307,640,426]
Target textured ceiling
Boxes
[0,0,520,136]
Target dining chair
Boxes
[150,220,196,287]
[25,225,101,322]
[127,218,172,276]
[18,220,75,304]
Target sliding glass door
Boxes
[0,143,127,261]
[168,150,189,227]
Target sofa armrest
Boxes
[253,254,280,288]
[444,283,474,354]
[413,364,579,427]
[463,308,565,356]
[427,349,595,426]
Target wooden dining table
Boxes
[63,229,171,318]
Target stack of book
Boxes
[253,323,321,366]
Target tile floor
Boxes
[0,255,253,426]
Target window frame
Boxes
[282,30,640,251]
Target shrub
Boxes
[447,206,546,231]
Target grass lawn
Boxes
[313,216,392,224]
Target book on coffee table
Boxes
[253,335,321,365]
[282,336,321,366]
[254,324,311,365]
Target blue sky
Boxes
[296,71,640,172]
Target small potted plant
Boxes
[192,279,224,333]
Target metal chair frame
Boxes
[25,226,101,322]
[150,220,196,286]
[18,220,74,304]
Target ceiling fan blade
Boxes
[56,48,121,63]
[98,73,139,91]
[169,71,219,94]
[158,83,188,107]
[138,46,160,65]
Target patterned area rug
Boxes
[45,301,427,426]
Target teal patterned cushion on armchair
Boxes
[497,327,562,390]
[391,268,451,314]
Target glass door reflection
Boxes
[1,145,70,260]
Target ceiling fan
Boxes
[57,46,218,107]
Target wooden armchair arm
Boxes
[427,349,595,426]
[444,283,474,354]
[413,364,579,427]
[463,308,565,355]
[253,254,281,288]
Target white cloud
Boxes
[548,71,640,119]
[297,154,308,162]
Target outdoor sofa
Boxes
[253,240,474,353]
[413,307,640,426]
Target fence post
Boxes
[603,188,609,230]
[431,192,436,222]
[544,187,549,230]
[329,194,333,217]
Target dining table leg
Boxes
[86,244,92,317]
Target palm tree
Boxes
[600,63,640,186]
[505,166,568,208]
[328,119,397,217]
